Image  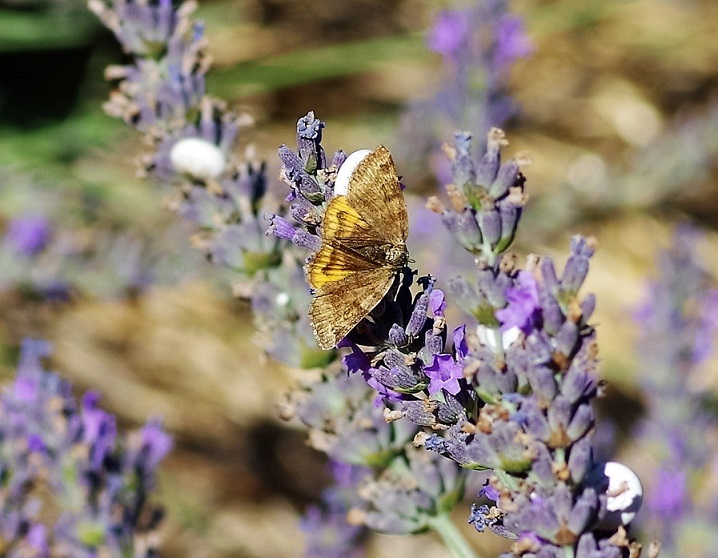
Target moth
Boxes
[306,146,409,350]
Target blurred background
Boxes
[1,0,718,556]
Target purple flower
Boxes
[268,215,321,252]
[424,354,463,395]
[301,462,369,558]
[139,418,173,469]
[26,524,49,556]
[694,288,718,363]
[27,434,45,453]
[647,468,687,519]
[81,391,117,469]
[19,338,53,361]
[479,484,500,502]
[495,271,540,334]
[452,325,469,360]
[269,215,296,240]
[493,15,534,73]
[13,375,37,401]
[340,339,371,374]
[81,391,108,442]
[329,460,361,488]
[366,376,403,405]
[301,505,366,558]
[5,216,51,256]
[427,10,469,60]
[429,289,446,317]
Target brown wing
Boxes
[321,195,376,243]
[306,242,381,290]
[309,265,397,350]
[345,146,408,244]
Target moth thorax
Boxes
[386,245,408,266]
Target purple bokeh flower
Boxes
[632,226,718,553]
[399,1,534,188]
[694,288,718,363]
[139,418,173,469]
[13,375,37,401]
[5,216,51,256]
[26,523,49,556]
[81,391,118,470]
[427,10,469,61]
[647,468,687,519]
[494,15,534,73]
[301,461,368,558]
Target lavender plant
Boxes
[89,0,276,276]
[0,213,201,300]
[0,338,172,556]
[301,460,369,558]
[273,113,654,558]
[285,354,468,555]
[90,0,657,556]
[88,0,317,366]
[89,2,439,555]
[398,0,532,183]
[426,1,532,137]
[632,226,718,556]
[0,169,205,300]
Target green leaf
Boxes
[208,34,428,98]
[0,103,125,175]
[0,8,98,51]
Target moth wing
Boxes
[345,146,408,243]
[306,242,380,290]
[322,194,381,243]
[309,266,396,350]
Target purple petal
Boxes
[425,353,463,395]
[427,10,469,60]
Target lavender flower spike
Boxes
[0,339,171,557]
[427,129,526,264]
[631,225,718,554]
[398,0,533,186]
[419,132,652,556]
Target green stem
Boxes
[563,545,575,558]
[494,468,520,492]
[555,448,566,466]
[427,513,480,558]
